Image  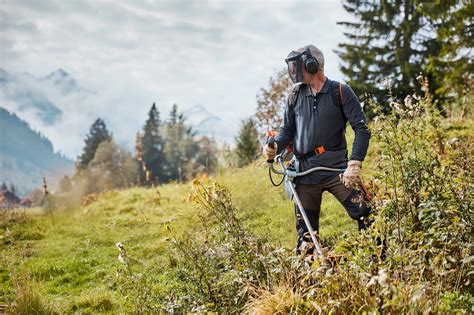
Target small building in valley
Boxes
[0,190,21,210]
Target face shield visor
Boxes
[285,50,305,83]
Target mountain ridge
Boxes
[0,67,63,125]
[0,107,73,195]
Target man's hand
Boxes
[265,142,278,161]
[340,160,361,189]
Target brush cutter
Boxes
[266,134,374,264]
[267,143,345,266]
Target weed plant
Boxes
[120,79,473,313]
[2,80,472,313]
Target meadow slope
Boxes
[1,163,356,312]
[2,118,472,313]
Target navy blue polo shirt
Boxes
[275,78,370,184]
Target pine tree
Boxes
[1,182,7,191]
[77,118,112,172]
[141,103,166,184]
[10,184,16,195]
[235,118,259,167]
[336,0,443,115]
[419,1,474,102]
[163,104,196,182]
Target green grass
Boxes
[3,117,471,312]
[0,122,407,312]
[0,164,357,312]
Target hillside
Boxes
[0,163,354,313]
[1,110,472,313]
[0,107,74,195]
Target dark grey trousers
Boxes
[294,174,371,250]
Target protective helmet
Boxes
[285,46,319,83]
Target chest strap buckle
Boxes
[314,146,326,155]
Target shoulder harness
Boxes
[288,79,347,159]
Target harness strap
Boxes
[295,145,326,160]
[291,80,346,160]
[339,81,343,104]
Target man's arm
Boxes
[274,98,296,154]
[341,85,371,161]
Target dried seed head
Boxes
[116,242,125,251]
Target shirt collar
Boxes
[304,77,330,97]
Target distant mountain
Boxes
[0,68,92,126]
[182,105,238,143]
[0,107,74,195]
[0,68,63,125]
[40,68,87,96]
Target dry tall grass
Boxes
[6,274,55,315]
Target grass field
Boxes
[2,119,471,312]
[0,160,358,312]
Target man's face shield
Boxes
[285,50,305,83]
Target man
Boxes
[265,44,372,254]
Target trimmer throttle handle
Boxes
[267,137,275,164]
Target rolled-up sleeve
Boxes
[342,85,371,161]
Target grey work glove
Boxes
[265,142,278,161]
[340,160,362,189]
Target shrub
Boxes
[116,78,472,313]
[5,273,56,315]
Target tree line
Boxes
[1,182,17,195]
[52,101,262,198]
[54,103,222,198]
[44,1,474,199]
[337,0,472,117]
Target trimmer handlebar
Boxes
[268,152,346,177]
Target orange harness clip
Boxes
[314,146,326,155]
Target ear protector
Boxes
[303,47,319,74]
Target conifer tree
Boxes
[77,118,112,172]
[337,0,442,115]
[338,1,473,116]
[1,182,7,191]
[419,1,474,101]
[10,184,16,195]
[235,118,259,167]
[141,103,165,184]
[163,104,196,182]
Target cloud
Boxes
[1,0,352,157]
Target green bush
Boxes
[122,79,473,313]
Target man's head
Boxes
[285,45,325,83]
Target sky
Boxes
[1,0,352,158]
